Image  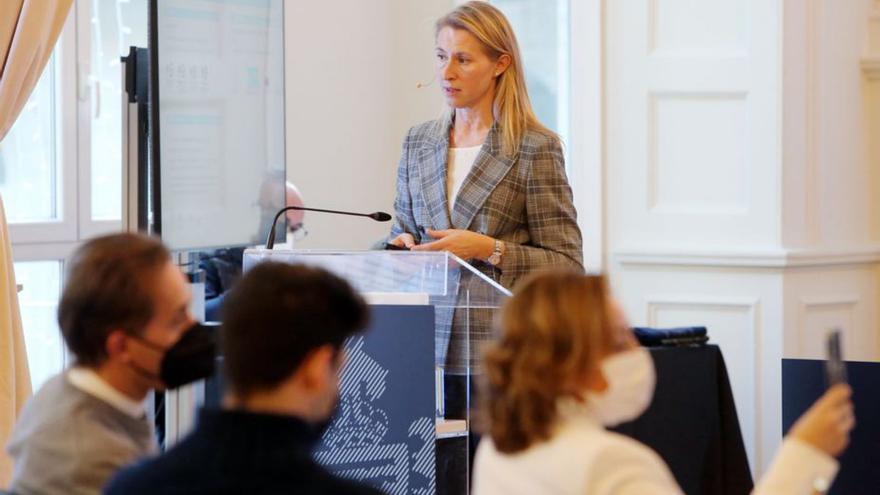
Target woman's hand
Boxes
[410,229,495,260]
[788,384,855,457]
[388,233,416,249]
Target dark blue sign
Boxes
[315,305,436,495]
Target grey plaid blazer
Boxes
[390,118,584,372]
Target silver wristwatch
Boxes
[487,239,504,266]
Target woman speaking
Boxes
[388,2,583,379]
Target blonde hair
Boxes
[480,271,615,453]
[436,1,557,157]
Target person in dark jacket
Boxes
[105,262,383,495]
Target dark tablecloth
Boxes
[612,345,753,495]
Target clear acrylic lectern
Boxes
[243,249,511,494]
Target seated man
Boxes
[6,233,195,495]
[105,262,383,494]
[201,180,306,321]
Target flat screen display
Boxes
[151,0,285,250]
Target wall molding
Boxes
[644,295,763,468]
[861,56,880,80]
[615,244,880,268]
[646,0,748,58]
[645,295,759,325]
[864,1,880,79]
[646,91,751,215]
[796,295,860,357]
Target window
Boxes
[492,0,570,146]
[0,59,58,224]
[5,43,71,387]
[88,0,149,221]
[14,262,64,390]
[6,1,149,387]
[1,49,65,390]
[492,0,603,269]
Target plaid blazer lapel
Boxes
[415,125,452,231]
[451,125,515,230]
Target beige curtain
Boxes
[0,199,28,486]
[0,0,74,485]
[0,0,73,140]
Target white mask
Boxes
[586,347,656,427]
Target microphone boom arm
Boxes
[265,206,392,249]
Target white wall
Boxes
[284,1,450,250]
[783,0,880,248]
[282,0,880,478]
[604,0,880,476]
[606,0,782,254]
[605,0,784,472]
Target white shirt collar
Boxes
[67,367,147,419]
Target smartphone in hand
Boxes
[825,329,847,387]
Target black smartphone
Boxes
[825,329,847,387]
[384,243,409,251]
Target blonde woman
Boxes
[388,1,583,381]
[474,271,855,495]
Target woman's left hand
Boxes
[410,229,495,261]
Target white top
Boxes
[446,145,482,213]
[473,404,838,495]
[68,367,147,419]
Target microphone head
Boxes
[369,212,392,222]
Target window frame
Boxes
[484,0,604,272]
[75,0,126,240]
[7,13,79,246]
[10,1,137,376]
[11,2,128,258]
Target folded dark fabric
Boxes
[633,326,708,347]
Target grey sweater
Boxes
[6,372,156,495]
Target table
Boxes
[612,345,753,495]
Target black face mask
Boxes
[131,323,218,389]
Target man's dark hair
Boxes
[221,262,369,396]
[58,233,171,366]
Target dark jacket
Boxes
[104,409,384,495]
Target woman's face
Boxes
[435,26,506,110]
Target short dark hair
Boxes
[220,262,368,396]
[58,233,171,366]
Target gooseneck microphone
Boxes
[265,206,392,249]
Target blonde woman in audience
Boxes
[473,271,854,495]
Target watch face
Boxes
[488,253,501,265]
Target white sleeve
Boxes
[601,478,686,495]
[753,438,839,494]
[588,440,685,495]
